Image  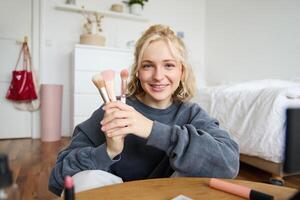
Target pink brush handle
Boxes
[209,178,250,199]
[105,80,116,101]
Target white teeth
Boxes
[152,85,166,88]
[151,84,167,86]
[149,84,169,92]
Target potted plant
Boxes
[123,0,148,15]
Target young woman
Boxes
[49,24,239,196]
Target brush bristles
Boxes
[120,69,129,80]
[92,74,105,89]
[101,70,116,101]
[98,79,105,88]
[101,70,115,81]
[92,73,110,103]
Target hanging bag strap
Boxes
[23,42,32,71]
[14,41,31,71]
[14,41,32,95]
[14,43,24,70]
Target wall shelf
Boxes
[55,4,149,22]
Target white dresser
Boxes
[71,44,133,129]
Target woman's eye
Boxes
[142,64,152,69]
[165,63,175,68]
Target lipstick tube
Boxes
[64,176,75,200]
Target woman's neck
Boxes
[136,94,173,109]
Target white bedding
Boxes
[194,79,300,163]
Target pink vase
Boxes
[40,84,63,142]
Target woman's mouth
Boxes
[149,84,169,92]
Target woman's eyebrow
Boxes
[163,59,176,62]
[141,60,154,63]
[141,59,176,64]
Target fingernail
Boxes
[101,126,105,131]
[100,120,103,125]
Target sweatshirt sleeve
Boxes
[146,104,239,179]
[48,126,119,196]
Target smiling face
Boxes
[137,40,183,109]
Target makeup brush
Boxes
[92,73,110,103]
[101,70,117,101]
[120,69,129,103]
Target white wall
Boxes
[4,0,300,138]
[40,0,205,137]
[205,0,300,85]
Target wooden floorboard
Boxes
[0,138,299,200]
[0,138,69,200]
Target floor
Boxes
[0,138,299,200]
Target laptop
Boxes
[283,108,300,174]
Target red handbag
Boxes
[6,41,38,101]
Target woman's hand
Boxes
[102,107,125,159]
[101,101,153,139]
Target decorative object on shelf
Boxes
[110,3,124,13]
[80,10,106,46]
[55,4,149,22]
[65,0,76,5]
[123,0,148,15]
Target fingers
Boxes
[103,127,126,140]
[106,132,125,140]
[106,126,131,137]
[101,110,130,125]
[101,101,152,139]
[101,118,129,132]
[103,101,134,112]
[104,107,119,115]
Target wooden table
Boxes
[62,178,298,200]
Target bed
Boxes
[194,79,300,184]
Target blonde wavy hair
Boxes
[127,24,196,102]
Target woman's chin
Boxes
[147,93,172,103]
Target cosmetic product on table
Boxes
[0,154,20,200]
[209,178,273,200]
[64,176,75,200]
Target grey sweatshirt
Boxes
[48,96,239,195]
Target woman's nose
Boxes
[153,67,164,80]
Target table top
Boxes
[61,178,298,200]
